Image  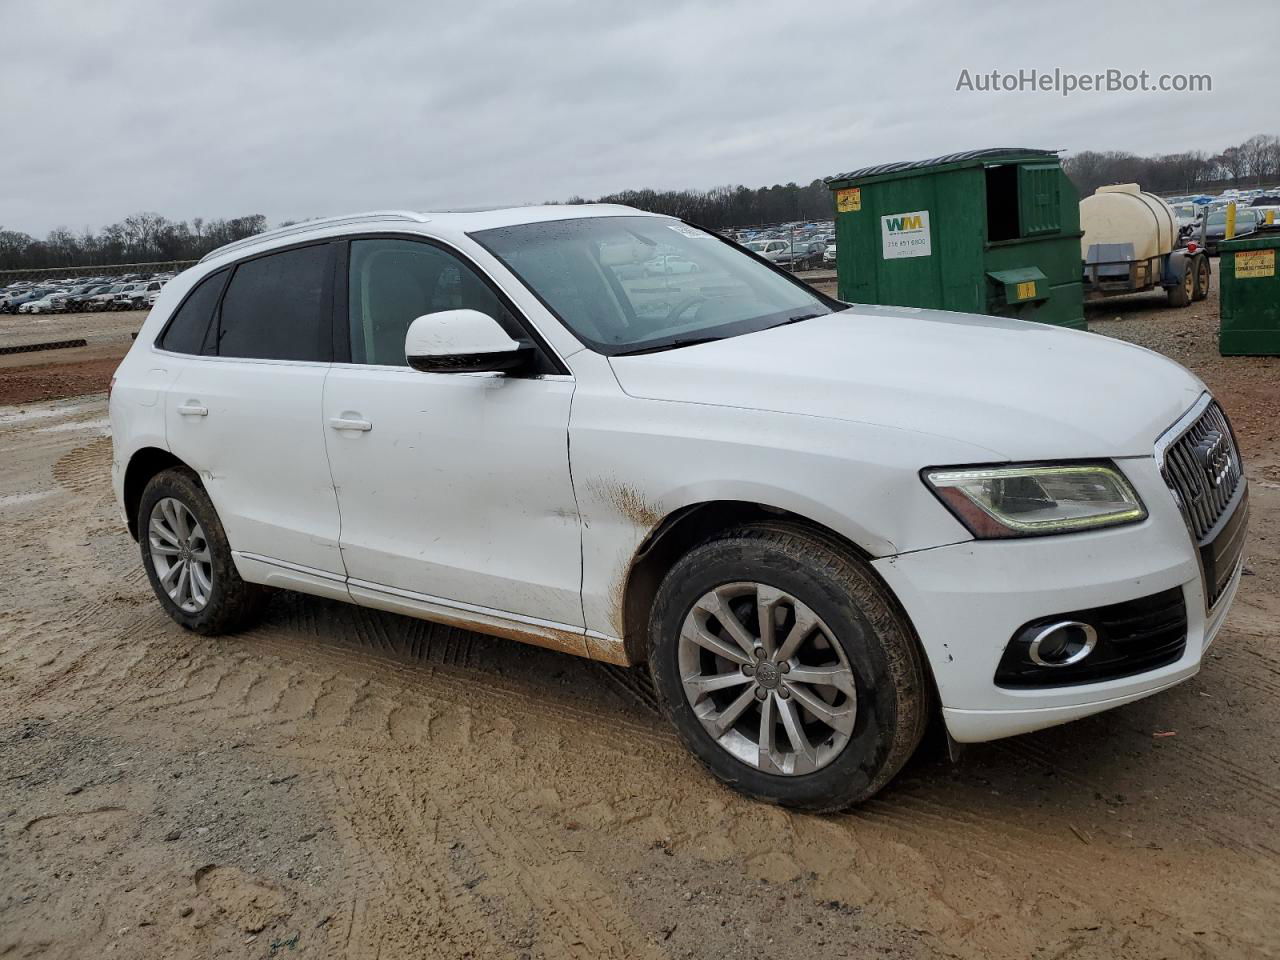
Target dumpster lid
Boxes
[1221,223,1280,249]
[826,148,1059,185]
[987,267,1048,285]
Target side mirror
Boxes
[404,309,534,374]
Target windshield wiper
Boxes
[768,312,823,329]
[613,335,725,356]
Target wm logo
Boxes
[885,215,924,231]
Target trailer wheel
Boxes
[1192,254,1210,301]
[1168,261,1193,307]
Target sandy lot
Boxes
[1,274,1277,959]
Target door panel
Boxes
[323,366,582,625]
[165,358,344,575]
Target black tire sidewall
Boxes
[138,468,251,634]
[649,534,910,809]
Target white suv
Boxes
[110,205,1248,809]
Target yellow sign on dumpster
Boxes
[1236,250,1276,279]
[836,188,861,212]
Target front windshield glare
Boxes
[471,216,833,355]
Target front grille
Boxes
[995,587,1188,688]
[1161,401,1243,541]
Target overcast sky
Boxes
[4,0,1278,236]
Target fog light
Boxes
[1026,621,1098,667]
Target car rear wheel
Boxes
[139,468,268,635]
[648,524,929,810]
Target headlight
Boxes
[922,462,1146,538]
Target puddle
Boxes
[0,490,56,508]
[0,401,99,426]
[35,418,111,435]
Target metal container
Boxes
[1219,225,1280,356]
[826,148,1084,328]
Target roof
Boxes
[826,148,1060,185]
[198,203,658,264]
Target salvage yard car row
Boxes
[0,274,172,314]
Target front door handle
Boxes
[177,403,208,417]
[328,416,373,432]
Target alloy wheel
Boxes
[678,582,857,776]
[148,497,213,613]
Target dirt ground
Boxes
[1,272,1278,959]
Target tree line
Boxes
[0,214,269,273]
[4,134,1276,272]
[1062,134,1280,197]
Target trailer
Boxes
[1080,183,1210,307]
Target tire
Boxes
[138,467,268,635]
[1192,254,1210,301]
[648,524,929,810]
[1167,261,1192,307]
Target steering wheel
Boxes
[667,295,707,321]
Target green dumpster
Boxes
[825,148,1084,328]
[1219,225,1280,356]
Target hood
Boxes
[608,305,1204,461]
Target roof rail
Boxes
[198,210,431,263]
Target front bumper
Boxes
[873,454,1244,742]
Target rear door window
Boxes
[215,243,333,362]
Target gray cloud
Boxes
[3,0,1277,235]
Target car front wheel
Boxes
[139,468,268,635]
[648,524,929,810]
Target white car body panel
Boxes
[164,355,344,575]
[322,363,584,627]
[108,203,1244,748]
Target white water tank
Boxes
[1080,184,1178,261]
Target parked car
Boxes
[1203,207,1259,255]
[86,283,132,311]
[65,283,115,311]
[743,239,789,262]
[112,206,1246,811]
[822,243,837,265]
[19,293,69,314]
[645,253,700,275]
[2,287,60,313]
[111,280,165,310]
[775,240,825,270]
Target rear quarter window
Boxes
[156,269,229,355]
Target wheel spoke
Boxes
[150,516,181,548]
[776,695,819,771]
[683,670,754,697]
[755,585,785,657]
[174,562,191,607]
[190,562,213,603]
[786,682,856,735]
[709,685,758,739]
[150,541,181,557]
[757,692,780,773]
[696,588,758,657]
[160,558,184,589]
[681,618,750,666]
[187,521,206,547]
[786,664,856,697]
[774,599,820,662]
[192,547,212,563]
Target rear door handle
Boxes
[177,403,208,417]
[328,416,373,432]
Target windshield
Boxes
[472,216,835,355]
